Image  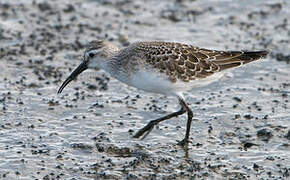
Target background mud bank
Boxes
[0,0,289,179]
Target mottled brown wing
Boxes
[135,42,268,82]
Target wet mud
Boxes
[0,0,289,179]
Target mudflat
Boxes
[0,0,289,179]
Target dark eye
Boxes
[89,53,94,58]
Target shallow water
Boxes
[0,0,290,179]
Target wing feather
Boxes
[133,42,268,83]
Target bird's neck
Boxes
[98,45,131,82]
[98,45,120,72]
[100,58,120,74]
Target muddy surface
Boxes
[0,0,290,179]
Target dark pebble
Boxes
[257,128,273,141]
[233,96,242,102]
[244,114,254,119]
[285,130,290,140]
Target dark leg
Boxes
[133,98,187,140]
[177,98,193,146]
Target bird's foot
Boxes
[177,138,189,146]
[133,121,156,140]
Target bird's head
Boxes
[57,40,118,93]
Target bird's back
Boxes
[126,41,268,83]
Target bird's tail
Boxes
[212,50,269,71]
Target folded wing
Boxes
[134,42,269,83]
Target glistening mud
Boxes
[0,0,289,179]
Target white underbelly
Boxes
[115,69,226,96]
[130,70,178,96]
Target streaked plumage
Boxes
[124,41,268,83]
[58,40,269,146]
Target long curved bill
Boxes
[58,61,88,93]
